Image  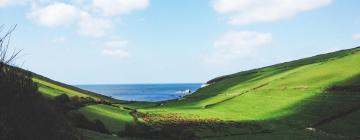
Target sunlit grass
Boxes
[33,77,95,98]
[78,104,133,133]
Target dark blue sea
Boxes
[76,84,202,102]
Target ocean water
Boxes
[76,84,202,102]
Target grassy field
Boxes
[78,104,134,133]
[33,47,360,139]
[140,47,360,139]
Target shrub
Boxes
[67,111,110,134]
[54,94,71,104]
[93,119,110,134]
[118,123,155,137]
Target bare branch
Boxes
[0,25,19,66]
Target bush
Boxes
[67,111,110,134]
[93,119,110,134]
[54,94,71,104]
[118,123,155,137]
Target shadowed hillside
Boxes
[0,27,81,140]
[0,27,120,140]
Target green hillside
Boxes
[33,74,117,102]
[31,47,360,139]
[141,47,360,139]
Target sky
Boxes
[0,0,359,84]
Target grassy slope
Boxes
[78,104,134,133]
[142,47,360,139]
[33,74,118,102]
[32,74,136,138]
[32,47,360,139]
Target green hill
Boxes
[140,46,360,139]
[26,46,360,139]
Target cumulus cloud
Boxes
[206,31,272,64]
[28,3,79,27]
[211,0,332,25]
[27,0,149,37]
[354,33,360,40]
[92,0,149,16]
[101,39,130,59]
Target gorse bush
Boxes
[0,26,81,140]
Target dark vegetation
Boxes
[118,123,199,140]
[0,26,81,140]
[53,94,111,134]
[53,93,112,113]
[68,111,110,134]
[0,26,110,140]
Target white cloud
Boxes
[211,0,332,25]
[28,3,112,37]
[101,39,130,59]
[28,3,79,27]
[27,0,149,37]
[92,0,149,16]
[206,31,272,64]
[0,0,28,7]
[354,33,360,40]
[77,12,113,37]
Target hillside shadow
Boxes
[246,74,360,139]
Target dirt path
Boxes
[128,109,141,124]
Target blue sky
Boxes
[0,0,359,84]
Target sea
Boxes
[76,83,202,102]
